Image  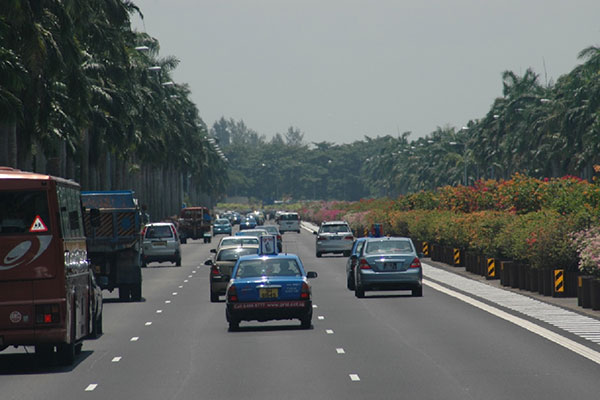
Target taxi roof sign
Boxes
[259,235,278,256]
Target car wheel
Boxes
[300,314,312,329]
[412,286,423,297]
[347,273,355,290]
[181,238,187,244]
[343,250,351,257]
[131,283,142,302]
[228,319,240,331]
[141,262,147,268]
[354,274,365,298]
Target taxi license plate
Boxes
[259,288,279,299]
[384,262,396,270]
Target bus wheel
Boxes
[35,344,54,359]
[131,283,142,302]
[57,343,76,365]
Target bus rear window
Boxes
[0,191,50,234]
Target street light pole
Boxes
[449,141,468,186]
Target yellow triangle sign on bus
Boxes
[29,215,48,232]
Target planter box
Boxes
[529,268,539,292]
[578,276,593,308]
[509,263,520,288]
[500,261,512,287]
[431,244,442,262]
[592,279,600,311]
[518,263,530,290]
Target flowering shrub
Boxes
[571,227,600,277]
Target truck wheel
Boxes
[131,283,142,301]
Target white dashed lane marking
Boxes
[336,348,345,354]
[349,374,360,382]
[178,285,183,288]
[156,310,163,314]
[318,316,325,320]
[145,322,152,326]
[130,337,139,342]
[184,280,189,283]
[326,329,334,335]
[172,292,178,296]
[165,300,171,304]
[111,357,122,363]
[85,384,98,391]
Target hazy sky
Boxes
[132,0,600,144]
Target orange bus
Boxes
[0,167,102,364]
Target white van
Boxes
[278,212,300,233]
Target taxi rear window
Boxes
[0,190,50,235]
[235,259,301,278]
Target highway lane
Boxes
[1,224,600,399]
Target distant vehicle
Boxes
[205,244,260,302]
[178,206,212,243]
[278,212,300,233]
[213,236,260,252]
[235,228,268,238]
[239,216,257,230]
[225,254,318,330]
[353,237,423,298]
[81,190,143,302]
[0,167,100,365]
[142,222,181,267]
[314,221,354,258]
[213,218,232,236]
[345,237,368,290]
[256,225,282,252]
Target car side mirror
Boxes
[306,271,318,279]
[210,249,216,253]
[204,259,213,266]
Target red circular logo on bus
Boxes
[9,311,22,323]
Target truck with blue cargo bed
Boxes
[81,190,143,301]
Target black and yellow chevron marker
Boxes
[554,269,565,293]
[453,248,461,265]
[487,258,496,277]
[422,242,429,256]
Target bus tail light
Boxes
[300,282,311,299]
[35,304,60,324]
[227,285,238,302]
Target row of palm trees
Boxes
[362,44,600,197]
[0,0,227,220]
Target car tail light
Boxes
[170,225,178,239]
[410,257,422,269]
[344,235,354,240]
[317,235,328,241]
[211,264,220,275]
[35,304,60,324]
[300,282,311,299]
[227,285,238,302]
[141,226,147,237]
[359,258,372,270]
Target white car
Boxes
[314,221,354,257]
[142,222,182,267]
[278,212,300,233]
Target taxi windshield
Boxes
[235,259,301,278]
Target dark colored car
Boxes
[353,237,423,298]
[345,237,368,290]
[239,216,257,230]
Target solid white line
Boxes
[349,374,360,381]
[130,337,139,342]
[145,322,152,326]
[336,348,345,354]
[425,279,600,365]
[111,357,122,363]
[85,384,98,391]
[326,329,334,335]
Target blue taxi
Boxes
[225,254,317,330]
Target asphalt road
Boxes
[1,223,600,400]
